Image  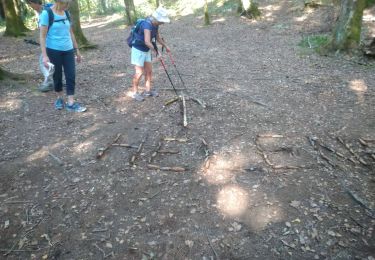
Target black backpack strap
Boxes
[45,6,54,31]
[64,10,71,23]
[45,7,71,33]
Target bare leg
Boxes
[144,61,152,92]
[132,65,144,93]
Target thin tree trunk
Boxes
[69,0,94,48]
[237,0,243,14]
[0,2,4,20]
[0,66,5,80]
[85,0,91,21]
[204,0,210,25]
[124,0,136,25]
[100,0,107,14]
[330,0,366,51]
[2,0,29,36]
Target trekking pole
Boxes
[153,42,179,97]
[167,52,186,90]
[158,53,179,97]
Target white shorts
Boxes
[131,47,151,67]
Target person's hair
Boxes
[27,0,43,4]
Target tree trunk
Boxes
[85,0,91,21]
[330,0,366,51]
[12,0,20,16]
[123,0,136,25]
[0,66,5,80]
[0,1,5,20]
[69,0,94,48]
[2,0,29,36]
[204,0,210,25]
[237,0,244,14]
[100,0,107,14]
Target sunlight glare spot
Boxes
[264,4,280,11]
[243,205,283,231]
[363,13,375,22]
[212,18,226,23]
[82,14,122,29]
[0,99,22,111]
[295,15,308,22]
[217,185,249,217]
[27,148,48,162]
[73,141,94,155]
[349,79,368,93]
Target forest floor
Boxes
[0,0,374,259]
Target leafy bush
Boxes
[299,34,330,49]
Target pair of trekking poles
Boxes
[153,42,185,97]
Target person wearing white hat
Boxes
[130,7,171,101]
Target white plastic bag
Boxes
[39,54,55,84]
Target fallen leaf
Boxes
[290,200,301,208]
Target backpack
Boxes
[126,18,150,48]
[44,6,71,32]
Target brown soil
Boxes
[0,1,374,259]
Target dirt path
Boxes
[0,1,374,259]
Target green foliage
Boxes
[249,2,261,18]
[299,34,330,49]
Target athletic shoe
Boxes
[54,98,64,110]
[65,102,87,112]
[143,89,159,97]
[132,92,145,102]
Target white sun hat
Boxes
[152,7,170,23]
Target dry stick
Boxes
[318,150,336,167]
[200,137,210,158]
[4,216,47,256]
[93,243,106,258]
[256,136,305,170]
[48,151,64,166]
[318,142,345,159]
[361,138,375,142]
[182,95,187,127]
[158,149,179,154]
[112,143,138,148]
[189,97,206,108]
[164,137,188,142]
[358,138,369,147]
[205,228,219,260]
[346,190,373,212]
[164,96,180,107]
[149,141,163,163]
[149,190,161,199]
[147,164,185,172]
[96,133,122,159]
[257,134,284,138]
[130,136,147,166]
[337,137,368,166]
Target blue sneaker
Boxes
[54,98,64,110]
[143,89,159,97]
[131,92,145,102]
[65,102,87,112]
